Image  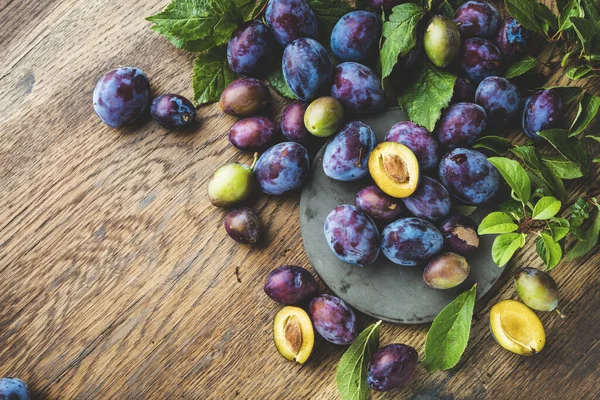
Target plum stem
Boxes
[250,152,259,170]
[555,309,566,319]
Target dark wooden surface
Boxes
[0,1,599,399]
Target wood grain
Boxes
[0,0,598,399]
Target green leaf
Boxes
[397,62,456,131]
[532,196,562,220]
[505,0,541,31]
[422,284,477,373]
[453,205,478,216]
[558,0,583,32]
[473,136,512,155]
[550,218,570,241]
[566,209,600,260]
[535,3,558,34]
[192,46,237,105]
[569,197,592,228]
[580,0,600,25]
[499,199,526,221]
[569,93,600,136]
[511,146,566,200]
[537,129,590,174]
[536,233,563,270]
[492,233,527,266]
[150,24,209,52]
[488,157,531,204]
[566,64,594,79]
[380,4,426,80]
[268,68,297,100]
[308,0,354,37]
[478,212,519,235]
[570,17,599,54]
[504,56,537,78]
[542,156,584,179]
[587,135,600,143]
[545,86,583,104]
[336,321,382,400]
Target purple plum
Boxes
[381,217,444,266]
[224,208,262,244]
[475,76,521,123]
[458,37,503,83]
[454,0,501,37]
[522,89,564,141]
[330,11,381,63]
[280,101,312,144]
[384,121,439,170]
[331,62,385,114]
[265,0,318,46]
[495,17,530,61]
[227,20,275,77]
[150,94,195,130]
[367,344,418,391]
[228,116,280,151]
[323,121,376,181]
[452,76,477,103]
[435,102,487,149]
[264,265,319,305]
[439,215,480,255]
[356,185,405,223]
[309,294,358,345]
[255,142,310,195]
[402,176,451,222]
[283,38,333,101]
[219,78,270,117]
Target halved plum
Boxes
[368,142,420,198]
[273,306,315,364]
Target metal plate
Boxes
[299,108,504,324]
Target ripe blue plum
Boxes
[475,76,521,123]
[439,148,500,204]
[324,205,380,265]
[381,217,444,266]
[255,142,310,195]
[283,38,332,101]
[0,378,30,400]
[367,344,418,391]
[331,62,385,114]
[452,76,477,103]
[150,94,195,130]
[356,185,405,223]
[522,90,564,141]
[264,265,319,305]
[219,78,270,117]
[458,38,503,83]
[330,11,381,63]
[402,176,451,222]
[439,215,480,255]
[224,207,262,244]
[280,101,312,144]
[227,20,274,77]
[495,17,530,61]
[454,0,500,38]
[309,294,358,345]
[368,0,402,13]
[265,0,318,46]
[228,116,280,151]
[322,121,376,181]
[435,102,487,149]
[93,67,150,128]
[385,121,439,170]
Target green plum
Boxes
[304,96,344,137]
[514,267,559,312]
[208,154,257,207]
[424,15,461,68]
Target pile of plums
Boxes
[265,265,418,392]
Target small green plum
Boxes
[208,154,257,207]
[424,15,461,68]
[304,96,344,137]
[514,267,559,312]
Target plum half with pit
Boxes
[323,121,376,181]
[219,78,270,117]
[273,306,314,364]
[283,38,332,101]
[324,205,380,265]
[255,142,310,195]
[264,265,319,305]
[522,89,564,142]
[402,176,451,222]
[454,0,500,38]
[227,20,274,77]
[381,217,444,266]
[367,344,418,392]
[439,148,500,205]
[330,11,381,63]
[265,0,318,46]
[475,76,521,123]
[224,207,262,244]
[439,215,480,255]
[384,122,439,170]
[356,185,405,223]
[423,252,470,289]
[368,142,420,199]
[281,101,312,144]
[309,294,357,345]
[228,116,280,151]
[435,102,487,149]
[331,62,385,114]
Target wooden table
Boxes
[1,1,599,398]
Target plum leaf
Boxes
[569,92,600,137]
[536,233,563,269]
[268,68,298,100]
[488,157,531,204]
[511,146,566,200]
[505,56,537,79]
[478,212,519,235]
[532,196,562,220]
[192,46,237,105]
[566,201,600,260]
[492,233,526,266]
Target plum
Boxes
[368,0,402,13]
[495,17,530,61]
[381,217,444,266]
[265,0,318,46]
[273,306,314,364]
[330,11,381,63]
[454,0,500,38]
[452,76,477,103]
[514,267,559,312]
[264,265,319,305]
[369,142,420,198]
[385,122,439,170]
[207,155,257,207]
[304,96,344,138]
[227,20,274,77]
[281,101,312,144]
[439,215,480,255]
[228,116,280,151]
[435,102,487,149]
[255,142,310,195]
[367,344,418,392]
[283,38,332,101]
[423,252,470,289]
[424,15,461,68]
[224,207,262,244]
[0,378,30,400]
[150,94,195,130]
[475,76,521,123]
[309,294,358,345]
[323,121,376,181]
[219,78,270,117]
[402,176,451,222]
[356,185,405,223]
[522,90,564,142]
[439,148,500,205]
[458,38,503,83]
[331,62,385,114]
[93,67,150,128]
[324,205,380,265]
